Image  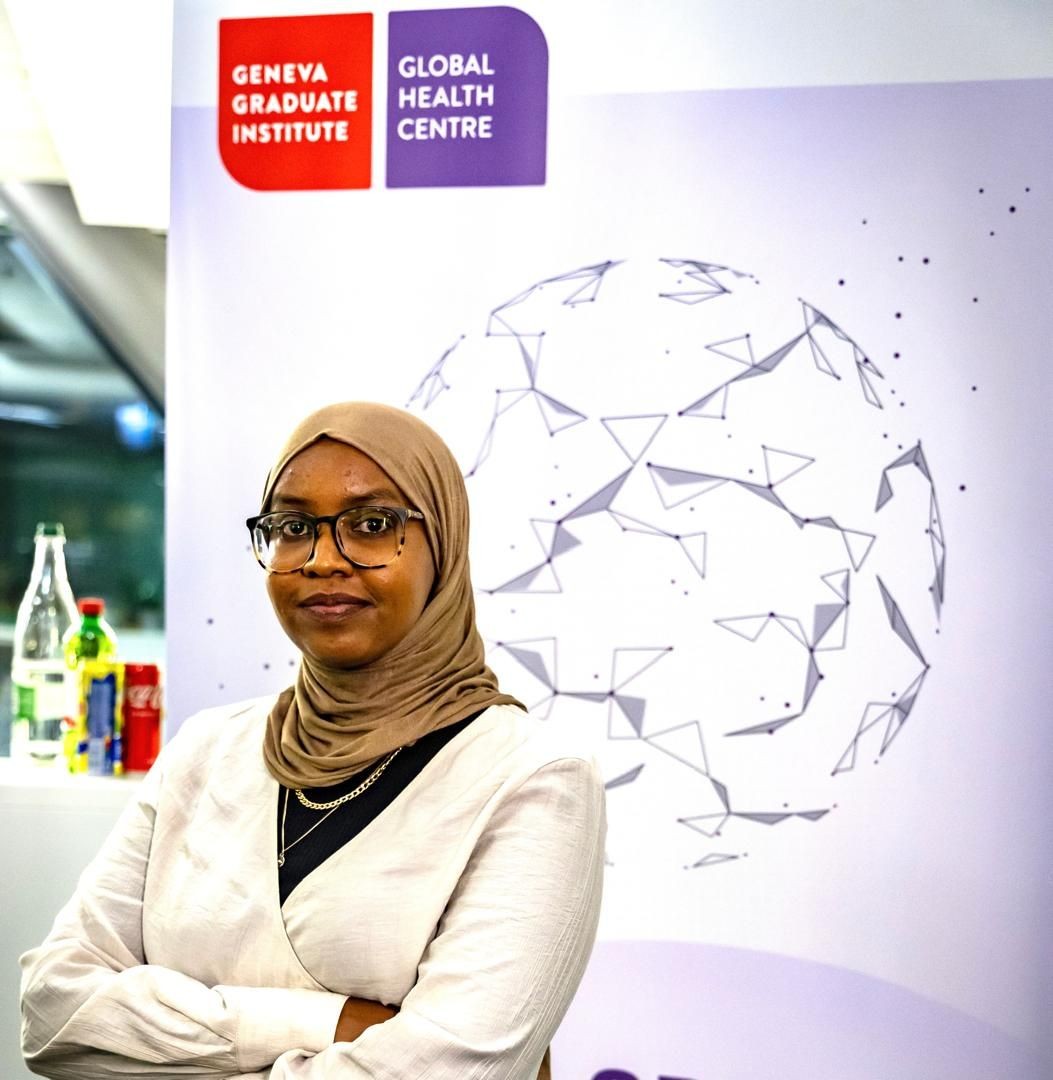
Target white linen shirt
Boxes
[20,698,605,1079]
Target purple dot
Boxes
[895,312,902,319]
[959,484,967,491]
[206,617,214,625]
[922,257,930,264]
[990,230,996,236]
[978,188,985,193]
[1009,206,1017,213]
[893,352,901,358]
[897,255,904,262]
[971,385,977,391]
[838,279,845,286]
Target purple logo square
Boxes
[387,6,548,188]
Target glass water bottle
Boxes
[11,523,79,764]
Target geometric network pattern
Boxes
[486,636,832,869]
[877,442,946,615]
[407,257,945,868]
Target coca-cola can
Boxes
[122,663,162,772]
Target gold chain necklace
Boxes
[294,748,402,809]
[278,748,401,868]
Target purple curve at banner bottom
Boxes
[554,941,1047,1080]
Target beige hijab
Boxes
[260,402,522,789]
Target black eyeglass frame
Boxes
[245,505,425,573]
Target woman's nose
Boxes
[303,520,354,575]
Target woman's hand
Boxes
[333,995,398,1044]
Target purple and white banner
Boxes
[168,3,1053,1075]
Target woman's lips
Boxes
[299,593,371,620]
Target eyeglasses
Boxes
[245,505,425,573]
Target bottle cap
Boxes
[35,522,66,538]
[78,597,105,616]
[124,663,161,686]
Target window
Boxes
[0,206,164,734]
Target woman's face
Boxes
[265,439,436,669]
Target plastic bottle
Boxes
[64,598,118,666]
[10,523,80,764]
[63,598,119,771]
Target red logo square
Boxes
[219,14,373,191]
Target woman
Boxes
[20,402,606,1079]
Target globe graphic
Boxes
[407,257,945,869]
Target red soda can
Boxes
[122,663,162,772]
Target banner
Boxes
[168,4,1053,1076]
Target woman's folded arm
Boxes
[20,761,346,1080]
[269,755,606,1079]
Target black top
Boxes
[276,714,478,906]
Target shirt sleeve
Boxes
[267,754,607,1080]
[19,754,347,1080]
